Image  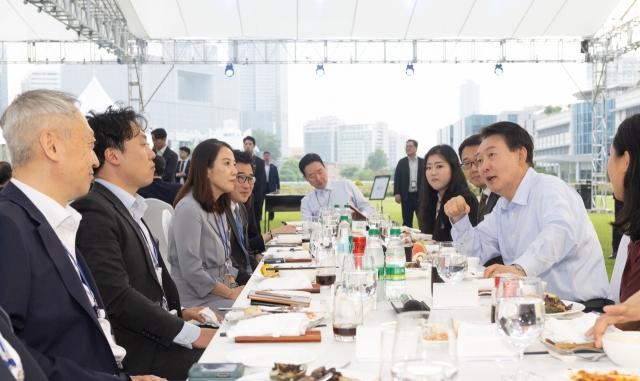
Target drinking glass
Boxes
[342,255,378,309]
[495,277,544,381]
[332,279,364,342]
[390,360,458,381]
[315,246,336,288]
[393,311,455,363]
[436,242,467,283]
[380,325,397,381]
[310,228,332,257]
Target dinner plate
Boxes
[227,346,317,368]
[543,367,640,380]
[546,300,586,318]
[238,369,376,381]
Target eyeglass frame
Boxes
[236,174,256,184]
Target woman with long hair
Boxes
[168,139,244,311]
[417,144,479,241]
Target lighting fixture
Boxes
[494,63,503,76]
[316,64,325,77]
[225,63,234,77]
[406,64,414,76]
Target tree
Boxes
[251,129,281,160]
[366,148,388,171]
[340,166,360,179]
[279,158,304,182]
[534,165,558,176]
[543,105,563,115]
[355,169,375,181]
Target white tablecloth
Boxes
[199,271,620,381]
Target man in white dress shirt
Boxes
[299,153,375,220]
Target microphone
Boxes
[400,295,430,312]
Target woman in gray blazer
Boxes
[168,139,245,312]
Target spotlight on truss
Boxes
[316,64,325,77]
[406,64,415,76]
[225,63,234,77]
[494,63,503,76]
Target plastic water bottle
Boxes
[343,204,353,226]
[385,227,406,301]
[365,228,385,279]
[337,216,351,269]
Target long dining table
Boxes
[197,266,621,381]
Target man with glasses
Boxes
[299,153,375,220]
[394,139,425,228]
[444,122,610,303]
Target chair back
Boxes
[143,198,174,271]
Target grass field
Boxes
[263,196,618,279]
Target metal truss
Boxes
[589,56,609,213]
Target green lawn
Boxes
[265,197,617,279]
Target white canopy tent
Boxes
[78,76,116,115]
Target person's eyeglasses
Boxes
[237,175,256,184]
[461,160,483,169]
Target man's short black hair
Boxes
[153,155,166,177]
[151,128,167,140]
[243,136,256,145]
[480,121,534,167]
[179,146,191,155]
[0,161,12,184]
[299,153,324,176]
[263,151,270,155]
[458,134,482,159]
[233,150,255,173]
[86,105,148,174]
[406,139,418,148]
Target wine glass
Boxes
[341,270,377,315]
[495,277,545,381]
[310,228,332,257]
[436,242,467,283]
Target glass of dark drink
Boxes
[332,277,365,342]
[315,247,336,288]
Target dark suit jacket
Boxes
[394,156,425,201]
[252,155,266,205]
[0,183,128,381]
[73,182,189,376]
[138,178,183,206]
[0,307,51,381]
[419,187,479,242]
[263,163,280,195]
[246,204,265,255]
[175,159,190,183]
[154,147,178,183]
[225,204,259,286]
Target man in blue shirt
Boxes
[444,122,610,302]
[299,154,375,220]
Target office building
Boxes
[21,66,61,92]
[303,116,343,163]
[460,80,480,119]
[0,65,7,116]
[437,115,496,151]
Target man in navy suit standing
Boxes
[175,146,190,184]
[394,139,424,228]
[262,151,280,221]
[151,128,178,183]
[0,89,164,381]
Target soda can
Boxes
[352,235,366,255]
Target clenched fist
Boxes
[444,196,470,224]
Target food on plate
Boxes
[570,370,640,381]
[422,324,449,341]
[304,311,324,321]
[243,306,262,315]
[406,260,422,268]
[297,366,360,381]
[545,338,595,350]
[544,293,573,314]
[260,264,280,278]
[271,364,307,381]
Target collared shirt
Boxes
[10,179,127,365]
[265,164,270,182]
[408,156,418,193]
[94,178,200,348]
[0,332,23,381]
[178,159,189,185]
[301,179,376,220]
[156,145,167,156]
[230,202,252,273]
[450,168,610,302]
[482,187,491,197]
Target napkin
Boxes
[226,313,309,338]
[257,272,313,291]
[457,323,518,360]
[187,307,221,328]
[475,278,494,291]
[542,313,599,344]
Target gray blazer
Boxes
[168,192,238,310]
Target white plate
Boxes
[546,300,586,318]
[238,369,376,381]
[543,367,640,380]
[227,346,317,368]
[406,268,430,279]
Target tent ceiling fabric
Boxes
[0,0,624,42]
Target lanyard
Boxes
[64,247,100,317]
[234,208,245,246]
[134,221,160,270]
[212,212,231,269]
[0,337,23,381]
[314,189,331,212]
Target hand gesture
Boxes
[443,196,470,224]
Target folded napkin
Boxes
[257,272,313,291]
[542,312,599,344]
[226,313,309,338]
[187,307,221,328]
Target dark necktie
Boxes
[478,192,489,223]
[234,208,252,272]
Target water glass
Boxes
[390,360,458,381]
[310,227,332,257]
[393,311,455,363]
[332,279,364,342]
[315,247,336,288]
[495,277,544,381]
[342,255,378,309]
[436,242,467,283]
[380,325,397,381]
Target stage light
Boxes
[225,63,234,77]
[406,64,414,76]
[494,63,503,76]
[316,64,325,77]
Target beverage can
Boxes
[352,236,366,255]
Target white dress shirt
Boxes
[10,179,127,366]
[450,168,610,302]
[156,145,167,156]
[301,179,375,220]
[178,159,189,184]
[265,164,270,182]
[0,332,23,381]
[94,179,201,348]
[408,156,418,193]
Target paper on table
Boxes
[457,323,518,360]
[226,313,310,338]
[542,313,601,345]
[265,249,309,259]
[355,325,383,363]
[256,272,313,291]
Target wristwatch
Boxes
[511,263,525,274]
[229,282,239,289]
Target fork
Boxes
[540,341,606,361]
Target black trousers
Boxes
[125,345,204,380]
[401,192,419,228]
